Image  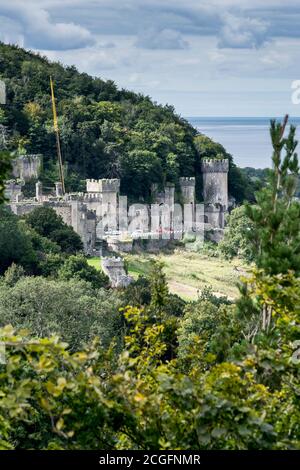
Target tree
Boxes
[246,117,300,275]
[0,277,122,351]
[219,206,255,262]
[25,207,83,254]
[58,255,108,289]
[3,263,25,286]
[0,326,119,450]
[177,298,237,366]
[0,207,37,274]
[149,261,169,317]
[120,150,163,200]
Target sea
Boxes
[187,117,300,169]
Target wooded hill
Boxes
[0,42,252,202]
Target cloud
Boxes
[135,27,189,50]
[218,13,269,49]
[98,41,116,49]
[0,14,24,47]
[2,1,299,53]
[0,2,95,50]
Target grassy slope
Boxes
[88,250,248,300]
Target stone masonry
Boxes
[6,155,229,253]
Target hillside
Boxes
[0,42,251,201]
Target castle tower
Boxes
[151,182,175,237]
[201,159,229,230]
[98,179,120,208]
[86,178,120,206]
[179,177,196,205]
[86,179,120,234]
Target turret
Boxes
[55,182,63,197]
[201,159,229,231]
[179,177,195,205]
[86,178,120,194]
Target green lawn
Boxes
[88,250,248,301]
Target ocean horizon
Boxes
[187,116,300,169]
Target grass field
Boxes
[88,249,248,301]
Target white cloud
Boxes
[218,13,269,49]
[2,0,300,117]
[135,28,189,50]
[0,2,95,50]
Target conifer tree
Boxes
[246,115,300,275]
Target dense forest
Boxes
[0,42,253,202]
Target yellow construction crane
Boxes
[50,76,65,194]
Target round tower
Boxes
[201,159,229,229]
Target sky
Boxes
[1,0,300,117]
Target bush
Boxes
[0,207,38,274]
[25,207,83,254]
[58,255,109,289]
[219,206,255,262]
[0,277,122,351]
[177,298,237,364]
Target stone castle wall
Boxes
[86,178,120,193]
[7,157,230,253]
[12,155,42,182]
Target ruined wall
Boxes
[45,201,73,226]
[101,257,133,288]
[12,155,42,182]
[10,198,96,255]
[5,181,22,202]
[9,202,43,216]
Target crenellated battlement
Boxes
[201,159,229,173]
[179,177,196,187]
[44,201,70,208]
[99,178,120,193]
[86,178,120,193]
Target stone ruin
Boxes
[11,154,42,182]
[5,154,230,255]
[101,257,133,288]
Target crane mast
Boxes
[50,76,65,195]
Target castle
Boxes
[6,154,229,254]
